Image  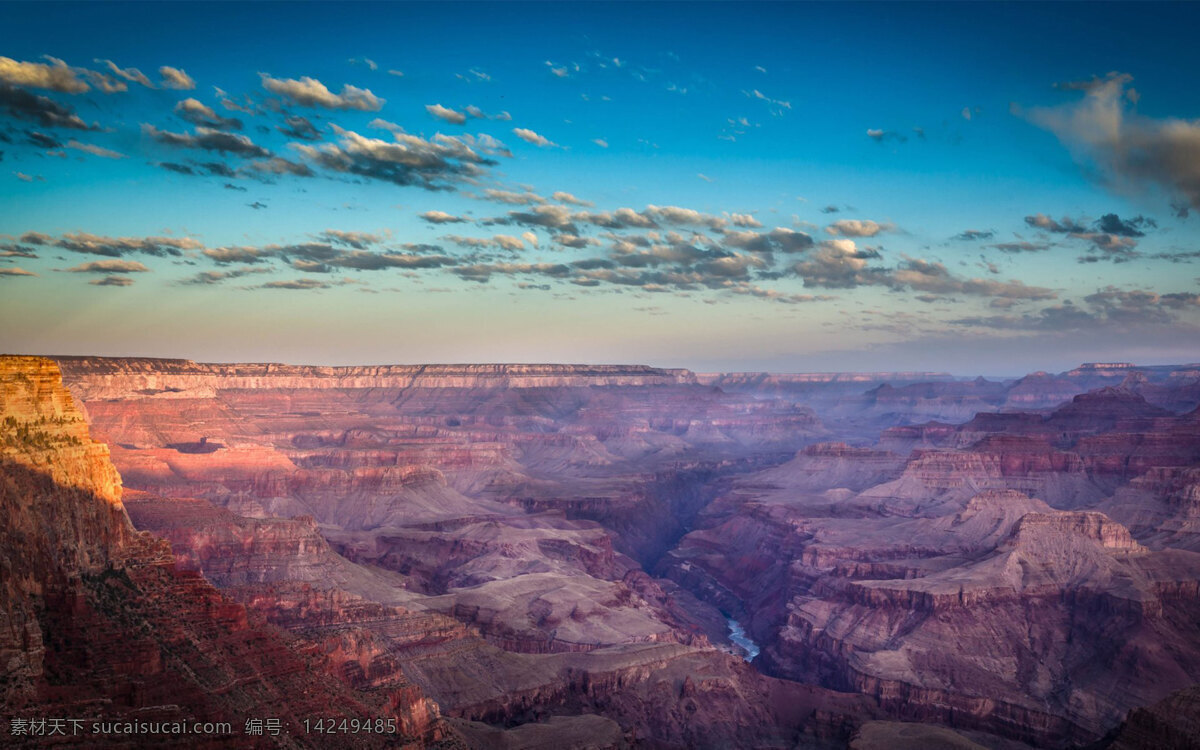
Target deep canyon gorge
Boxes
[3,354,1200,748]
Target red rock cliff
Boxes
[0,356,451,747]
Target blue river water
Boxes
[726,617,760,662]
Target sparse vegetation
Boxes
[2,415,83,451]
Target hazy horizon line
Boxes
[11,351,1195,382]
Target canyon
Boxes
[2,355,1199,748]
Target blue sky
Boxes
[1,1,1198,374]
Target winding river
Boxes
[726,617,760,662]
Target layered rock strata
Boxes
[663,387,1200,747]
[0,357,451,748]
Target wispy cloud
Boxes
[291,126,503,190]
[63,259,151,273]
[420,210,467,224]
[551,191,592,207]
[1023,211,1152,261]
[89,275,135,286]
[277,115,321,141]
[24,231,200,257]
[175,98,242,130]
[743,88,791,113]
[260,73,383,111]
[0,55,90,92]
[954,229,994,241]
[426,103,467,124]
[0,83,97,129]
[144,124,271,158]
[96,59,153,88]
[867,128,907,144]
[66,140,126,159]
[512,128,558,148]
[159,66,195,90]
[1023,72,1200,214]
[826,219,893,238]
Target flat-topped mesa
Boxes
[1,355,123,507]
[801,441,887,458]
[697,371,955,385]
[1070,362,1138,374]
[52,356,698,398]
[1007,511,1146,553]
[1052,387,1170,421]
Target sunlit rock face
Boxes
[1,356,131,707]
[1,355,124,508]
[20,355,1200,748]
[0,357,449,747]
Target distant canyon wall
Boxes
[54,357,698,399]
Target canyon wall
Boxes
[55,357,698,398]
[0,357,450,748]
[14,354,1199,748]
[42,355,884,748]
[663,381,1200,748]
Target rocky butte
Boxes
[2,354,1199,748]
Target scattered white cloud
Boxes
[159,66,196,90]
[261,73,383,111]
[0,55,89,93]
[66,140,126,159]
[826,219,892,237]
[63,259,151,273]
[743,88,791,112]
[421,210,467,224]
[551,191,592,206]
[426,103,467,124]
[545,60,572,78]
[175,98,241,130]
[96,59,153,88]
[512,127,558,148]
[728,213,761,228]
[291,126,501,189]
[479,188,546,205]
